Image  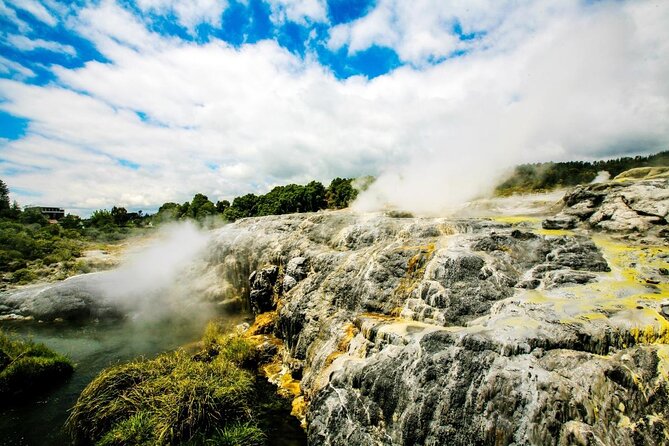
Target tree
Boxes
[88,209,115,228]
[326,178,358,209]
[111,206,129,226]
[19,208,48,226]
[304,181,327,212]
[222,193,258,222]
[216,200,230,213]
[60,214,83,230]
[189,193,217,220]
[0,179,10,216]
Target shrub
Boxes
[67,333,263,446]
[0,330,73,403]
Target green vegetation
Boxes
[67,325,268,446]
[495,150,669,196]
[0,176,365,286]
[0,330,73,404]
[154,177,363,223]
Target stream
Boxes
[0,316,307,446]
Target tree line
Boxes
[495,151,669,195]
[154,177,366,223]
[0,177,365,280]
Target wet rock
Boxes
[249,266,279,314]
[284,257,309,292]
[543,270,597,288]
[166,208,669,444]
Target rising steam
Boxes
[94,222,215,322]
[352,3,669,215]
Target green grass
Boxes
[67,331,266,446]
[0,330,73,403]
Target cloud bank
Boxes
[0,0,667,215]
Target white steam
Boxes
[591,171,611,184]
[352,2,669,215]
[96,222,215,321]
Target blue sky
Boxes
[0,0,667,215]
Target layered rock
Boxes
[208,207,669,445]
[544,176,669,233]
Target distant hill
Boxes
[495,150,669,196]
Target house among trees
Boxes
[26,206,65,221]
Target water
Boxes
[0,317,307,446]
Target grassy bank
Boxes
[67,322,293,446]
[0,330,73,404]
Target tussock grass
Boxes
[0,329,73,403]
[67,329,266,445]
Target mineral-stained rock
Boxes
[202,208,669,445]
[558,177,669,232]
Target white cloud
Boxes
[0,55,35,79]
[6,34,76,56]
[5,0,57,26]
[0,0,668,216]
[267,0,327,25]
[0,0,30,32]
[328,0,582,65]
[135,0,228,31]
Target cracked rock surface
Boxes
[207,199,669,445]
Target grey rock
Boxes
[542,214,577,230]
[0,273,121,322]
[249,266,279,314]
[561,178,669,232]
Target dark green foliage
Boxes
[88,209,115,228]
[0,330,73,404]
[189,194,217,220]
[326,177,358,209]
[19,208,48,226]
[0,179,10,216]
[496,151,669,195]
[61,214,83,230]
[67,332,265,446]
[215,200,230,213]
[111,206,129,226]
[215,178,359,222]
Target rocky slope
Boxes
[2,176,669,445]
[205,179,669,445]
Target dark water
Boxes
[0,317,307,446]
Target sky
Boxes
[0,0,668,215]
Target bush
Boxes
[11,268,36,284]
[0,330,73,403]
[67,333,263,446]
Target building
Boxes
[26,206,65,220]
